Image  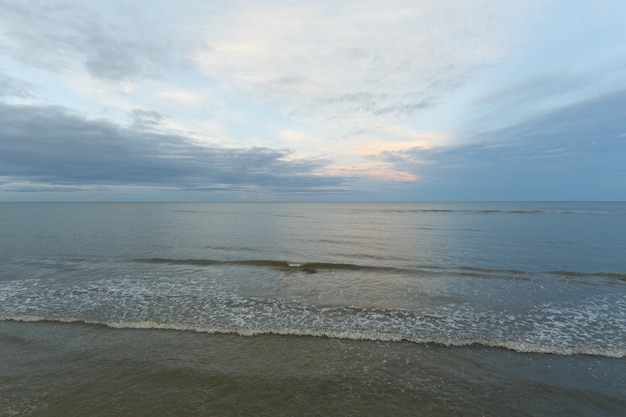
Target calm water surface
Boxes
[1,202,625,416]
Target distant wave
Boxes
[131,257,397,274]
[547,271,626,281]
[171,207,574,215]
[364,208,577,215]
[135,257,291,268]
[346,207,625,217]
[2,314,624,358]
[52,257,623,282]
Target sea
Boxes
[0,201,625,416]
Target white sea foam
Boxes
[2,313,624,358]
[2,250,625,360]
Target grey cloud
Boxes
[0,1,197,81]
[291,92,390,117]
[470,57,626,130]
[267,76,309,87]
[380,89,626,198]
[292,90,437,119]
[131,109,167,130]
[373,98,433,116]
[0,71,34,98]
[253,76,314,102]
[476,73,587,110]
[324,92,390,113]
[291,66,475,120]
[0,103,349,193]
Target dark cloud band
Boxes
[0,103,348,193]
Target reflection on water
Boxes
[1,202,625,416]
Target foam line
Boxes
[2,315,624,358]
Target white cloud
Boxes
[185,0,543,184]
[157,90,202,103]
[193,0,536,125]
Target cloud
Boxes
[378,89,626,198]
[1,0,622,201]
[0,70,34,98]
[131,109,168,131]
[193,0,535,128]
[0,102,349,194]
[467,56,626,133]
[0,0,199,82]
[0,0,539,152]
[156,90,202,103]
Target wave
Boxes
[131,257,402,274]
[130,257,626,281]
[3,270,623,360]
[548,271,626,281]
[358,208,577,215]
[2,314,624,358]
[36,256,623,283]
[135,257,291,268]
[170,206,575,216]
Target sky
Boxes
[0,0,625,201]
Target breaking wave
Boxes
[2,256,624,360]
[2,314,624,358]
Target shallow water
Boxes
[2,321,624,417]
[1,202,625,415]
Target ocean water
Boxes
[1,201,625,416]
